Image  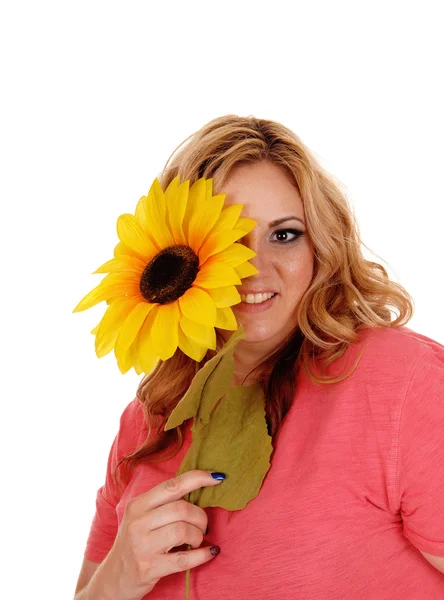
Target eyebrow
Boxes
[269,216,305,227]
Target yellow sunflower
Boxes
[72,175,258,375]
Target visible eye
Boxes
[270,229,304,244]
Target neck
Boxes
[231,339,276,386]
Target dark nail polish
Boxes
[210,472,226,480]
[210,545,220,556]
[205,524,209,535]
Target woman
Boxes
[74,115,444,599]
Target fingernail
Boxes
[210,545,220,556]
[205,524,209,535]
[210,472,226,480]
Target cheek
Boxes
[278,248,314,294]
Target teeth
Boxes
[240,292,275,304]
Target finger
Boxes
[145,521,204,556]
[130,470,225,517]
[151,544,220,583]
[143,499,208,537]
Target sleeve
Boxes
[84,397,147,563]
[396,342,444,557]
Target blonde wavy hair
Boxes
[113,114,414,493]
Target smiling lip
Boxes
[234,292,278,313]
[237,290,277,295]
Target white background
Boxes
[1,1,443,597]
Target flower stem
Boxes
[184,491,192,600]
[185,559,191,600]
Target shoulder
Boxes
[354,325,444,368]
[311,326,444,389]
[120,396,145,425]
[115,397,150,456]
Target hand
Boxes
[94,469,224,600]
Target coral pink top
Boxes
[84,326,444,598]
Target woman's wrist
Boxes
[74,568,114,600]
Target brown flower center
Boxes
[139,245,199,304]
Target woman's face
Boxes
[218,159,315,349]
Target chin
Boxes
[233,319,276,344]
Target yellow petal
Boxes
[90,324,100,335]
[92,254,146,275]
[134,181,170,249]
[182,177,206,240]
[116,214,158,260]
[134,194,149,232]
[203,285,241,308]
[150,302,180,360]
[215,306,238,331]
[187,191,225,253]
[165,176,180,202]
[130,328,158,375]
[132,359,144,376]
[180,316,216,350]
[134,194,162,248]
[113,241,146,261]
[194,261,241,289]
[198,229,250,265]
[235,261,259,279]
[114,301,155,364]
[234,217,258,235]
[138,347,159,374]
[209,243,256,267]
[95,296,140,357]
[206,204,243,236]
[137,309,161,372]
[166,179,189,244]
[128,333,145,375]
[179,286,217,327]
[205,178,214,202]
[144,178,175,248]
[72,274,140,312]
[116,343,135,374]
[178,325,207,362]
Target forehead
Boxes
[216,160,303,219]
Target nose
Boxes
[238,233,267,274]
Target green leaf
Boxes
[165,326,273,510]
[165,326,246,430]
[178,380,272,509]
